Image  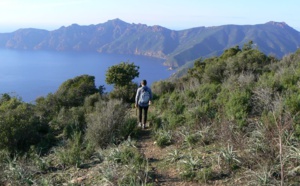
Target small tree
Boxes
[105,62,139,102]
[105,62,139,87]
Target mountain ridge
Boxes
[0,18,299,68]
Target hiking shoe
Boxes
[142,124,145,129]
[138,122,142,127]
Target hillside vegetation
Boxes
[1,42,300,185]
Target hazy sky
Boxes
[0,0,299,32]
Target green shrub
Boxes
[151,80,175,96]
[155,93,170,111]
[0,98,45,153]
[184,105,215,128]
[220,45,241,60]
[148,114,162,131]
[162,110,185,129]
[166,149,183,163]
[284,90,300,115]
[172,101,185,115]
[55,75,98,107]
[180,128,201,148]
[179,155,202,181]
[99,142,150,186]
[55,132,93,167]
[83,93,103,113]
[108,145,144,166]
[50,106,86,139]
[246,166,279,186]
[120,117,139,139]
[199,126,215,145]
[295,124,300,139]
[34,93,60,123]
[117,162,150,186]
[196,83,220,104]
[218,144,240,173]
[196,167,213,183]
[1,151,50,185]
[225,48,271,76]
[85,99,130,148]
[202,58,226,84]
[224,89,251,128]
[154,129,172,147]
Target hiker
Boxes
[135,80,152,129]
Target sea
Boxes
[0,49,174,103]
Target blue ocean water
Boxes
[0,49,174,102]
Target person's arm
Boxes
[135,88,140,107]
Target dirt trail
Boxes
[136,128,199,186]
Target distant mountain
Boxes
[0,19,299,68]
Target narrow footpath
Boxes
[136,128,199,186]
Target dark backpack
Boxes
[139,88,150,104]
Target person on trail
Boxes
[135,79,152,129]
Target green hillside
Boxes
[1,43,300,185]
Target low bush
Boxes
[165,149,183,163]
[104,142,149,185]
[195,167,213,183]
[108,145,144,166]
[55,132,94,167]
[50,106,86,139]
[120,117,139,139]
[151,80,175,95]
[154,129,172,147]
[218,144,241,173]
[147,113,162,131]
[55,75,98,108]
[85,99,132,148]
[179,155,202,181]
[0,97,45,154]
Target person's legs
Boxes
[143,106,149,126]
[138,106,143,126]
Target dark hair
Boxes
[141,80,147,85]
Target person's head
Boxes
[141,80,147,86]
